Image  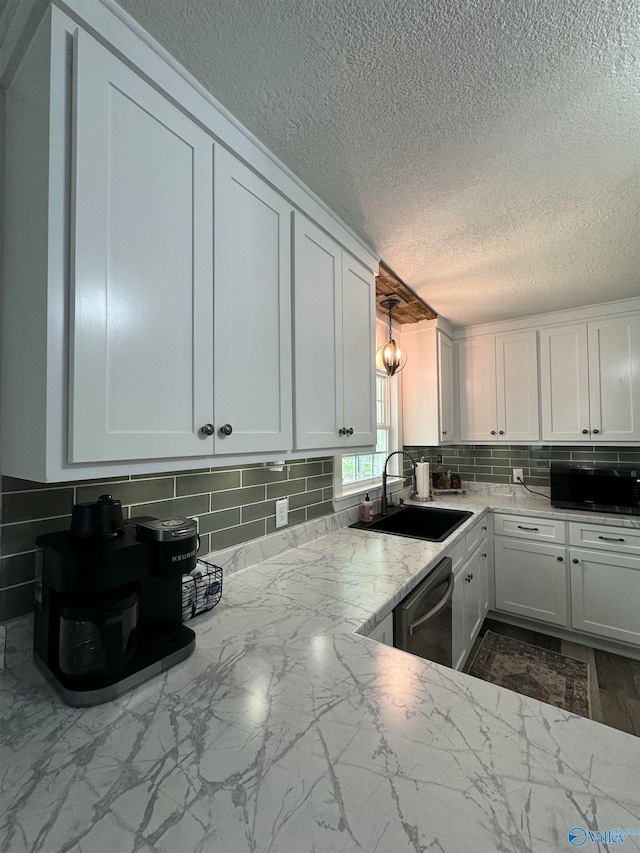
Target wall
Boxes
[404,444,640,487]
[0,458,333,620]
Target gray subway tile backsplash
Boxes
[405,444,640,485]
[0,457,334,620]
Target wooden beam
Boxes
[376,262,437,323]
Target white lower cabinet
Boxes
[366,611,394,646]
[570,548,640,645]
[494,538,568,626]
[452,521,490,670]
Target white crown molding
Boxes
[451,296,640,339]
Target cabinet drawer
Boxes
[446,540,466,575]
[466,515,490,555]
[569,522,640,556]
[494,513,565,544]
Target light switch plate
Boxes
[275,497,289,528]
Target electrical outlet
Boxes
[513,468,524,484]
[275,497,289,528]
[189,516,200,534]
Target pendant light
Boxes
[377,297,407,376]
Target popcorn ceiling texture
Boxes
[117,0,640,326]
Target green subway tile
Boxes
[287,461,324,478]
[618,452,640,462]
[241,467,287,486]
[76,478,174,506]
[0,582,34,620]
[131,494,209,520]
[242,502,276,523]
[306,501,334,521]
[266,508,306,534]
[210,520,265,551]
[266,479,306,500]
[176,470,241,496]
[306,474,333,490]
[475,474,511,483]
[2,488,74,524]
[289,490,323,511]
[489,449,518,460]
[491,466,513,476]
[0,553,36,587]
[323,487,334,501]
[197,533,211,556]
[322,460,333,474]
[199,508,241,535]
[2,516,71,557]
[210,485,265,511]
[571,451,619,462]
[525,476,551,486]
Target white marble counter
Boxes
[1,495,639,852]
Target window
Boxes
[340,371,393,489]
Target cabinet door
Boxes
[539,324,590,442]
[570,548,640,645]
[401,324,440,446]
[293,215,343,449]
[70,29,214,462]
[451,575,468,671]
[495,330,539,442]
[494,538,568,626]
[213,148,292,453]
[587,316,640,442]
[457,337,497,441]
[439,332,456,443]
[342,254,376,446]
[462,547,485,648]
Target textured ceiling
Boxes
[117,0,640,327]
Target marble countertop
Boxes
[1,493,640,852]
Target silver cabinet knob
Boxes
[348,427,354,435]
[219,424,233,436]
[338,428,345,436]
[442,430,447,435]
[200,423,215,436]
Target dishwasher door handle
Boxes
[408,573,454,636]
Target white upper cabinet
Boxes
[457,330,539,442]
[401,321,456,445]
[213,147,293,454]
[540,316,640,442]
[70,28,215,463]
[2,9,379,481]
[293,214,376,450]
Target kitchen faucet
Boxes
[381,450,417,516]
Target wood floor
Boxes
[466,618,640,738]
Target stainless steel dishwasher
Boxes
[393,556,454,667]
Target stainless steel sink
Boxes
[351,505,473,542]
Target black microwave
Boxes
[550,463,640,516]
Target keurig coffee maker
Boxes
[34,495,198,706]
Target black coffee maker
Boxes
[34,495,198,706]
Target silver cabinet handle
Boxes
[200,423,215,436]
[219,424,233,436]
[517,525,539,532]
[598,535,625,542]
[348,427,354,435]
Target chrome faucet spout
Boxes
[381,450,417,516]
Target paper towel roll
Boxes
[415,462,430,498]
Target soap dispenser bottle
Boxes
[360,493,373,522]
